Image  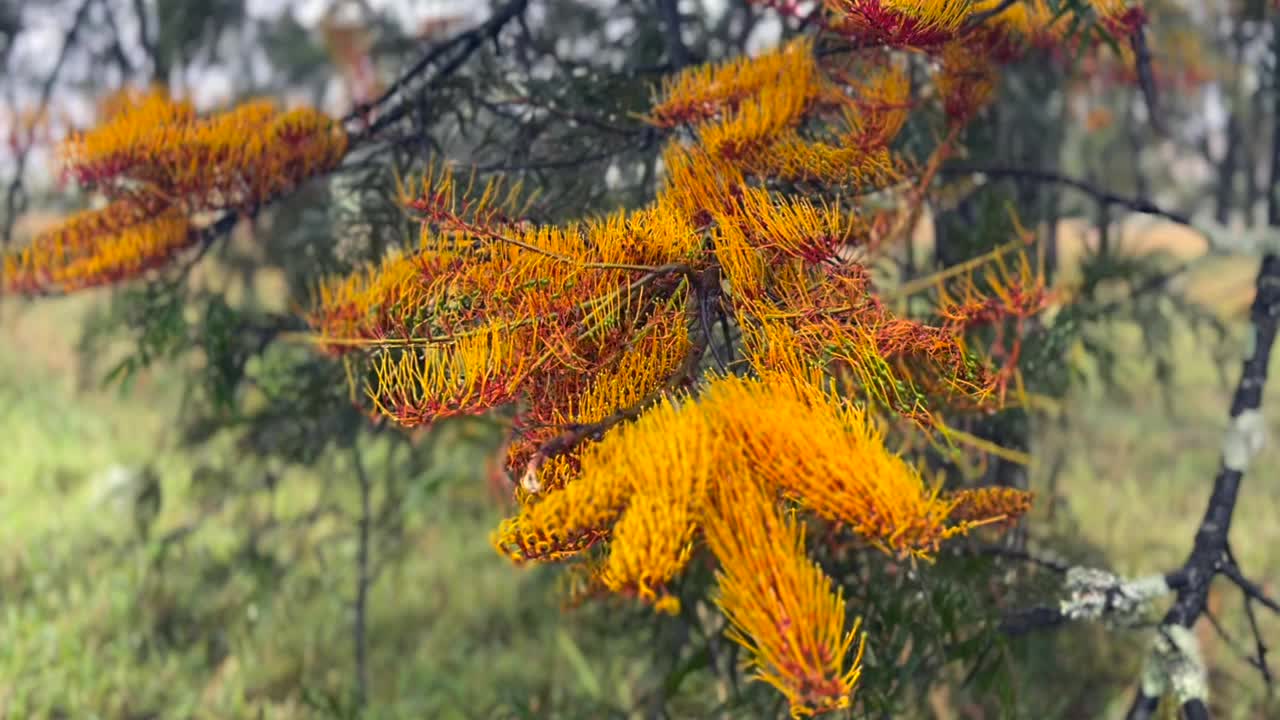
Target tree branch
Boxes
[938,165,1192,226]
[344,0,530,144]
[1000,254,1280,716]
[1126,251,1280,717]
[8,1,535,299]
[1130,22,1162,137]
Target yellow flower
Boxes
[648,36,817,128]
[703,472,865,717]
[60,91,346,211]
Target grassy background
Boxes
[0,278,673,719]
[1,217,1278,718]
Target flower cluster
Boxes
[309,25,1043,715]
[59,88,347,209]
[2,88,347,294]
[772,1,1168,125]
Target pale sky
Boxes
[250,0,479,26]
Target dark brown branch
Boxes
[965,544,1071,574]
[940,164,1204,318]
[699,264,728,373]
[1269,15,1280,226]
[97,0,134,76]
[1000,605,1069,636]
[344,0,530,143]
[938,165,1192,226]
[1130,24,1162,137]
[130,0,154,75]
[1124,253,1280,719]
[473,129,660,173]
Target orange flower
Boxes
[946,486,1033,529]
[648,36,817,128]
[1,197,190,294]
[703,473,865,717]
[60,91,347,211]
[824,0,971,48]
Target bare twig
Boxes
[1230,548,1276,690]
[1130,23,1162,137]
[96,0,133,76]
[1218,561,1280,616]
[939,165,1192,226]
[1202,606,1269,676]
[699,264,729,373]
[1269,16,1280,227]
[346,0,530,143]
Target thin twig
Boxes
[1130,23,1162,137]
[1225,545,1276,689]
[1124,253,1280,719]
[938,165,1192,226]
[1219,561,1280,615]
[965,544,1071,574]
[347,0,531,143]
[1203,606,1268,675]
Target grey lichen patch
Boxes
[1059,567,1170,627]
[1222,408,1266,472]
[1140,648,1167,699]
[1154,624,1209,704]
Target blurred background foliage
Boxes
[2,0,1279,718]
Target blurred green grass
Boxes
[2,243,1279,718]
[0,294,675,719]
[1028,316,1280,720]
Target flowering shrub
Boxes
[3,1,1166,716]
[304,3,1084,712]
